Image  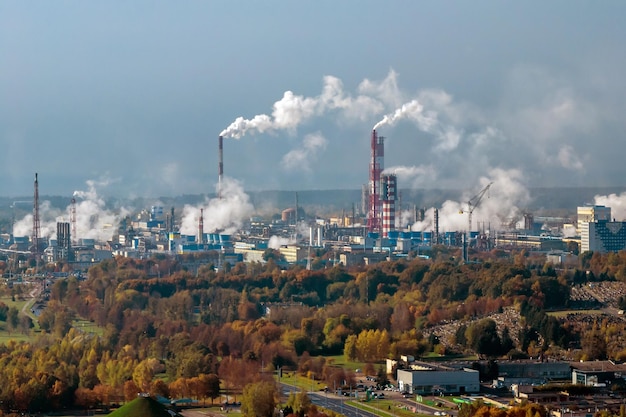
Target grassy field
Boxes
[279,371,327,392]
[73,319,104,336]
[0,296,29,310]
[547,309,603,318]
[348,398,434,417]
[0,309,104,345]
[420,353,479,362]
[323,354,370,371]
[0,329,34,343]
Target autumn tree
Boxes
[285,391,312,417]
[241,381,277,417]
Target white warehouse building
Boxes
[397,365,480,395]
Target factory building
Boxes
[571,360,626,387]
[397,364,480,395]
[278,245,308,264]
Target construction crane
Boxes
[459,182,493,233]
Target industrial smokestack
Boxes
[32,173,40,265]
[218,135,224,199]
[367,129,384,232]
[198,208,204,245]
[434,208,439,245]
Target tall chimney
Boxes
[198,208,204,245]
[434,208,439,245]
[218,135,224,199]
[32,173,41,270]
[367,129,384,232]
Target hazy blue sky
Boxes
[2,1,625,198]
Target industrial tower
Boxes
[198,208,204,244]
[367,130,384,232]
[381,174,397,237]
[32,173,41,270]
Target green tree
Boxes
[455,324,468,346]
[466,319,502,357]
[7,306,19,334]
[285,391,312,417]
[500,326,514,353]
[344,334,357,361]
[241,381,277,417]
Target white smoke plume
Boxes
[12,200,62,240]
[180,176,254,236]
[372,90,498,153]
[594,192,626,221]
[12,179,131,242]
[562,224,578,238]
[398,209,415,229]
[356,69,405,108]
[373,100,431,131]
[410,168,531,233]
[72,180,131,241]
[219,72,398,139]
[383,164,438,189]
[556,145,584,171]
[282,132,328,172]
[268,235,294,250]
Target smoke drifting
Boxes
[72,180,131,241]
[219,73,394,139]
[373,100,429,131]
[268,235,293,250]
[372,90,499,153]
[179,177,254,236]
[594,192,626,221]
[282,132,328,172]
[410,168,531,232]
[12,179,130,242]
[383,164,438,189]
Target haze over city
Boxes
[2,1,625,204]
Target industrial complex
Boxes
[1,129,626,274]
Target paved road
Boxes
[21,284,42,317]
[180,384,454,417]
[280,383,450,417]
[308,391,380,417]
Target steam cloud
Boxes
[180,177,254,236]
[12,179,130,242]
[410,168,531,233]
[372,90,499,153]
[282,132,328,172]
[268,235,294,250]
[219,73,396,139]
[383,165,438,189]
[72,180,131,241]
[594,192,626,221]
